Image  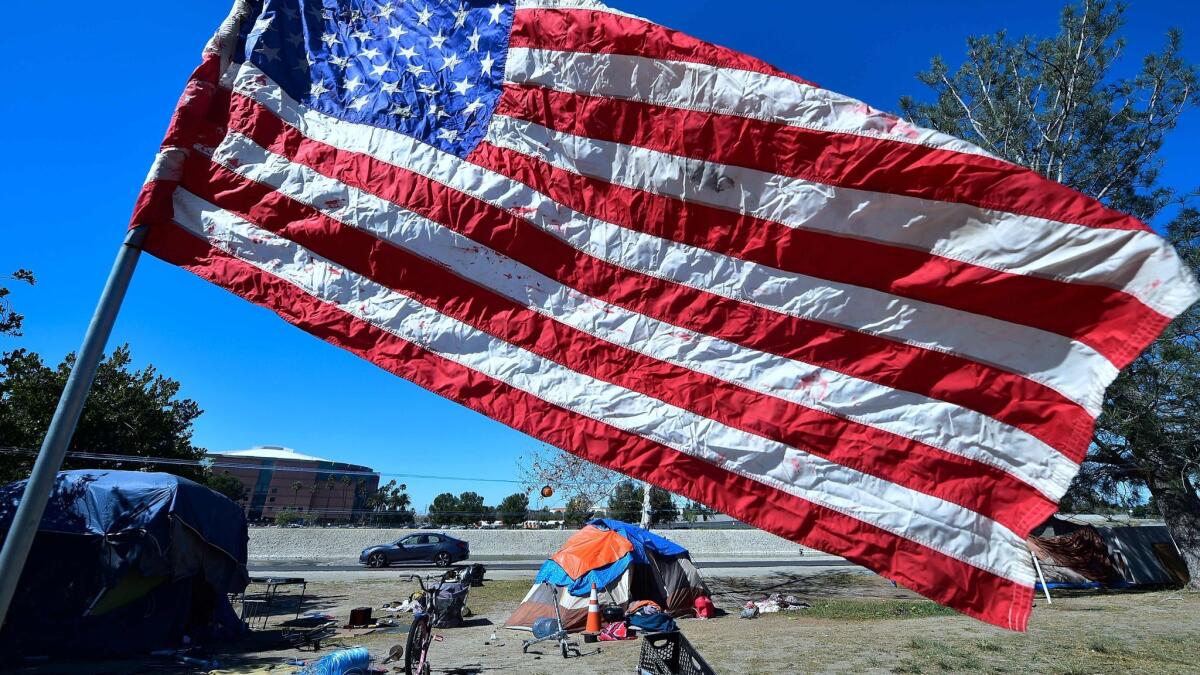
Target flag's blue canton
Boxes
[238,0,514,157]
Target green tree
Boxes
[389,483,412,512]
[649,487,678,526]
[563,494,593,527]
[0,270,35,337]
[275,508,304,527]
[457,491,487,526]
[206,471,247,502]
[340,474,352,520]
[0,345,205,484]
[607,480,642,523]
[681,500,716,523]
[902,0,1200,586]
[497,492,529,526]
[429,492,460,525]
[604,481,679,526]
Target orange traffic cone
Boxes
[585,582,602,633]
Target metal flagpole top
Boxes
[0,225,148,628]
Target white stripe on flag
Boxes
[208,131,1079,500]
[171,187,1037,586]
[503,46,994,157]
[228,62,1112,414]
[499,54,1198,319]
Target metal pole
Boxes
[0,225,147,628]
[1030,548,1053,605]
[640,481,653,529]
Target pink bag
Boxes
[598,621,633,641]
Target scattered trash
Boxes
[739,603,759,620]
[283,621,338,651]
[298,646,370,675]
[381,644,404,665]
[347,607,373,628]
[380,599,417,614]
[746,593,811,615]
[465,563,487,587]
[598,621,635,641]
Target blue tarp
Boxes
[0,470,250,656]
[535,555,632,596]
[586,518,688,564]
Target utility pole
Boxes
[640,481,653,529]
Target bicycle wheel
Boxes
[404,615,431,675]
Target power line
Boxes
[0,447,523,484]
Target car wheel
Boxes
[435,552,452,567]
[368,552,389,568]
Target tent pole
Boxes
[1030,548,1052,605]
[0,225,147,629]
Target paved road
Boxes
[249,558,857,573]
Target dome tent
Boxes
[505,519,708,632]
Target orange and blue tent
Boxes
[505,519,707,632]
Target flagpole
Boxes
[0,224,148,628]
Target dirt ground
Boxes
[8,571,1200,674]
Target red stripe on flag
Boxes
[180,154,1058,534]
[468,140,1093,460]
[223,92,1095,467]
[510,8,815,86]
[504,22,1149,235]
[494,84,1164,366]
[142,219,1036,630]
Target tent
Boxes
[506,519,708,632]
[1029,517,1189,590]
[0,470,250,656]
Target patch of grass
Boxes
[904,636,985,672]
[800,599,959,621]
[975,640,1003,653]
[1086,636,1129,655]
[463,579,531,614]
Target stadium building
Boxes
[208,446,380,522]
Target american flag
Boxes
[132,0,1198,630]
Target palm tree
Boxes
[340,475,352,522]
[291,481,303,511]
[324,476,336,521]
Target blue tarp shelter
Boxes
[0,470,249,656]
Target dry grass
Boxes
[7,573,1198,674]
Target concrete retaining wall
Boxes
[249,527,813,561]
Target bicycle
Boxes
[402,571,465,675]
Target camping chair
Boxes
[521,583,582,659]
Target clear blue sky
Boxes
[2,1,1197,511]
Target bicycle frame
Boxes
[404,572,456,675]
